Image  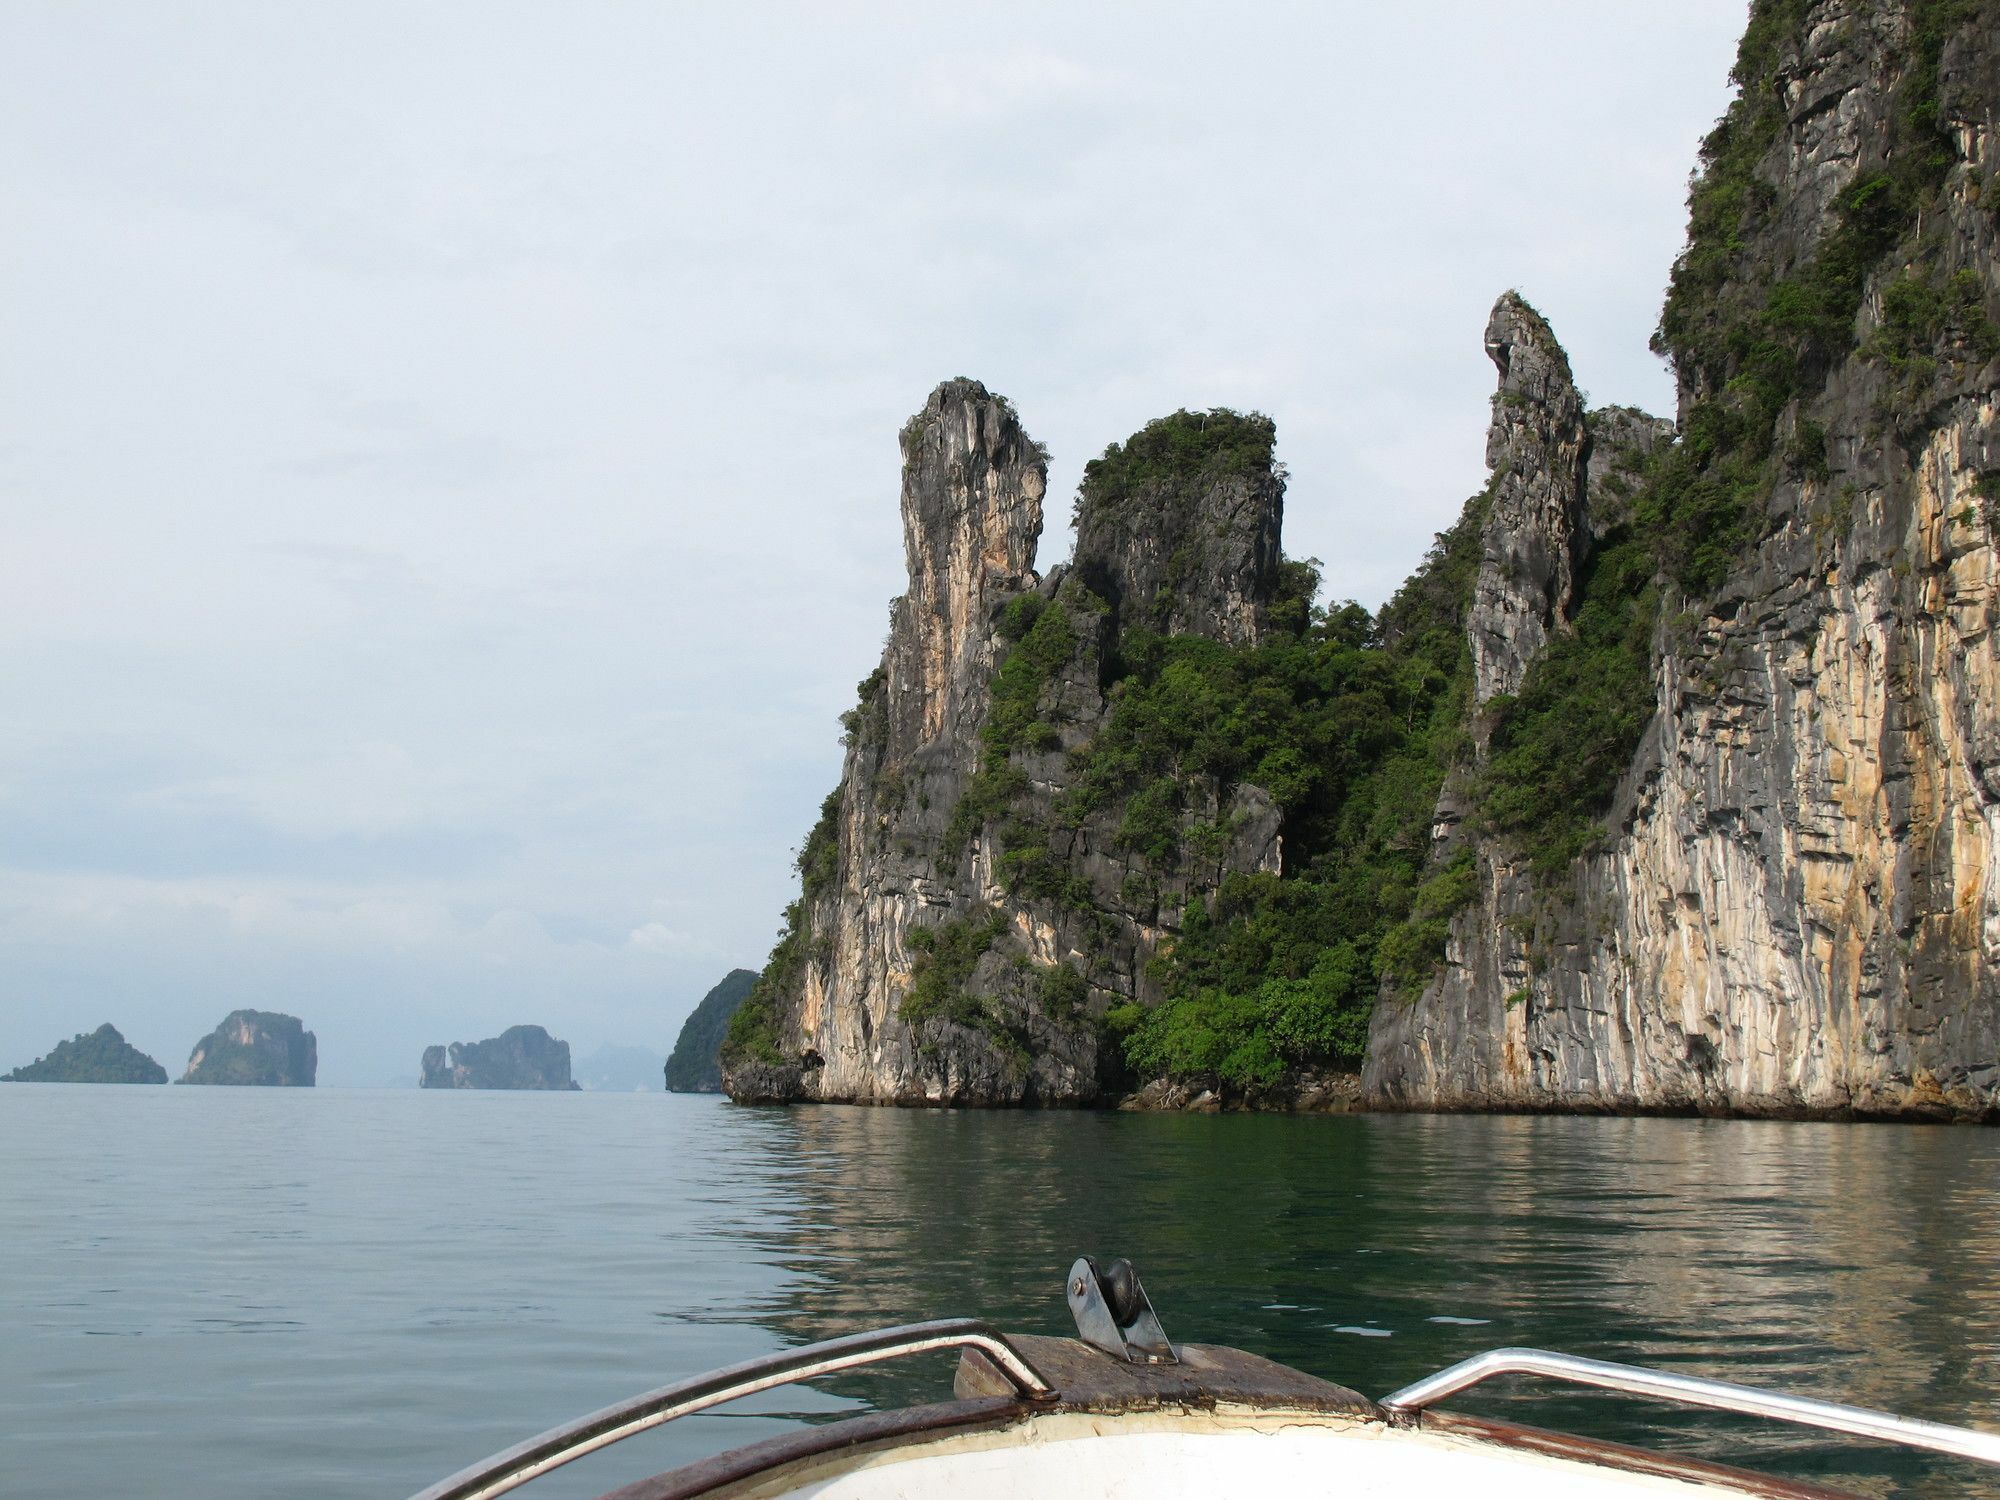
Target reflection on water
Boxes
[1,1089,1997,1500]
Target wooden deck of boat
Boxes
[953,1332,1380,1413]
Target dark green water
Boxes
[4,1087,1998,1498]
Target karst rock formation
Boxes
[728,0,2000,1120]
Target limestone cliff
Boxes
[1468,295,1591,709]
[420,1025,580,1090]
[1368,0,2000,1119]
[723,388,1286,1104]
[180,1010,316,1087]
[729,0,2000,1119]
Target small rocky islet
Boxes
[5,1013,664,1093]
[421,1025,580,1090]
[5,1011,320,1087]
[180,1010,318,1086]
[2,1024,167,1084]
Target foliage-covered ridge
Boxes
[1075,408,1276,524]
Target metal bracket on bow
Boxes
[1066,1256,1177,1365]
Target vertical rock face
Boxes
[1368,0,2000,1120]
[420,1025,579,1090]
[180,1010,316,1086]
[725,391,1285,1106]
[887,379,1047,752]
[1469,294,1590,707]
[1580,406,1677,546]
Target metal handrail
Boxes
[1379,1346,2000,1469]
[407,1318,1051,1500]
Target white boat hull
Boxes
[740,1407,1796,1500]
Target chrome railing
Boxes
[407,1318,1051,1500]
[1379,1346,2000,1469]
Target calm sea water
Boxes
[4,1087,1999,1499]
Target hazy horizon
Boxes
[1,3,1746,1083]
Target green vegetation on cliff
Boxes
[1481,0,1998,877]
[1660,0,1987,407]
[3,1023,167,1084]
[723,902,804,1070]
[898,909,1033,1061]
[1644,0,1892,593]
[1479,439,1664,875]
[900,910,1007,1026]
[1090,500,1484,1089]
[1075,408,1275,520]
[1104,0,2000,1085]
[945,591,1083,852]
[723,792,844,1074]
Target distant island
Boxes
[3,1023,167,1084]
[665,970,757,1093]
[421,1025,580,1090]
[180,1010,317,1086]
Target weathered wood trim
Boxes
[955,1333,1380,1415]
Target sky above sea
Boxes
[0,2,1746,1084]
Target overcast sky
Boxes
[0,2,1746,1085]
